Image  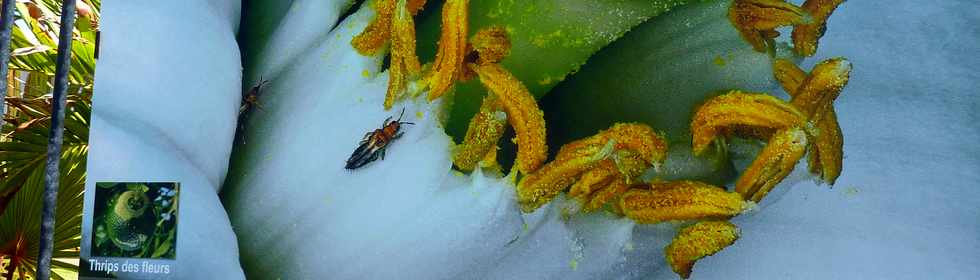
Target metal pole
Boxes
[37,0,77,279]
[0,0,17,128]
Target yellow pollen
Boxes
[426,0,469,101]
[470,26,512,65]
[351,0,396,55]
[728,0,808,51]
[581,178,632,213]
[665,221,740,279]
[382,0,423,110]
[773,58,807,94]
[470,63,548,174]
[517,123,667,213]
[776,57,851,185]
[790,57,851,121]
[620,181,748,224]
[690,91,806,155]
[453,96,508,171]
[792,0,846,56]
[735,127,808,202]
[568,160,618,198]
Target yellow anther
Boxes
[517,149,603,213]
[790,57,851,121]
[773,58,807,94]
[582,178,632,213]
[729,0,809,51]
[780,57,851,184]
[620,181,748,224]
[471,63,548,174]
[406,0,427,15]
[568,160,617,198]
[426,0,469,101]
[350,0,424,110]
[352,0,395,55]
[453,96,507,171]
[665,221,740,279]
[792,0,846,56]
[735,127,808,202]
[612,150,655,183]
[517,123,667,213]
[808,109,843,184]
[603,123,669,165]
[382,0,424,110]
[470,26,511,66]
[690,91,807,155]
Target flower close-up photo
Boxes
[1,0,978,279]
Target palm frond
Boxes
[0,144,86,279]
[6,0,98,86]
[1,96,89,210]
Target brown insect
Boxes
[345,108,414,169]
[240,79,270,115]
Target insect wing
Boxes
[346,134,384,169]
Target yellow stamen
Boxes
[690,91,806,155]
[352,0,395,55]
[582,178,632,213]
[517,123,667,213]
[620,181,748,224]
[729,0,808,51]
[735,127,808,202]
[790,57,851,121]
[470,63,548,174]
[469,26,511,66]
[792,0,846,56]
[780,57,851,184]
[773,58,807,94]
[516,148,605,213]
[612,150,655,184]
[426,0,469,101]
[665,221,740,279]
[383,0,423,110]
[809,109,843,184]
[568,160,617,198]
[453,96,507,171]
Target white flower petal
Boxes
[85,0,245,278]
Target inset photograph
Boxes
[90,182,179,259]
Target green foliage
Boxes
[0,0,100,278]
[8,0,99,85]
[0,145,86,280]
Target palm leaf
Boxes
[6,0,98,86]
[0,145,86,279]
[1,97,89,208]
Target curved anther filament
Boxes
[453,96,507,171]
[792,0,846,56]
[665,221,740,279]
[691,91,807,155]
[729,0,809,51]
[426,0,469,101]
[470,63,547,175]
[735,127,808,201]
[517,123,667,213]
[620,181,749,224]
[775,57,851,184]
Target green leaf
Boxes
[151,231,174,258]
[0,145,87,279]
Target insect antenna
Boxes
[397,107,414,125]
